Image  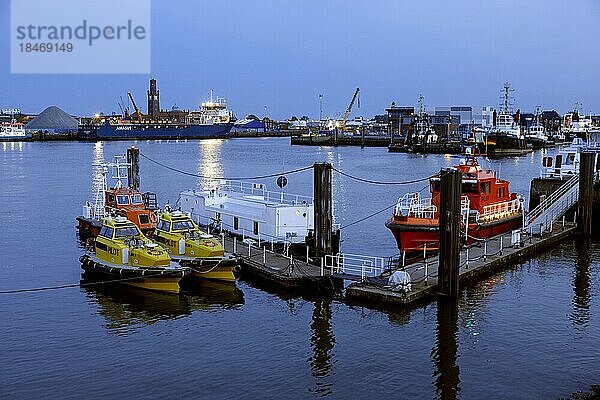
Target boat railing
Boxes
[395,192,437,219]
[479,198,522,222]
[216,180,313,206]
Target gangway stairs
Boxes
[525,174,580,234]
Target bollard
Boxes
[423,243,427,261]
[233,236,237,254]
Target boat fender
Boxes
[122,247,129,264]
[178,238,186,255]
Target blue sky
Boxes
[1,0,599,119]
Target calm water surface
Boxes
[0,138,598,399]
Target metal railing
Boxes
[325,253,385,281]
[214,180,313,206]
[526,173,580,231]
[394,192,437,219]
[479,198,522,222]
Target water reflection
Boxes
[572,239,591,330]
[197,139,224,190]
[432,300,460,400]
[309,298,335,397]
[82,280,244,335]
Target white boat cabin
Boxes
[179,180,314,244]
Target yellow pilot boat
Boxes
[80,216,190,293]
[153,209,238,282]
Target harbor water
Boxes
[1,138,598,399]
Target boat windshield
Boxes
[115,226,140,237]
[117,195,130,205]
[130,194,143,205]
[564,153,576,165]
[172,220,195,231]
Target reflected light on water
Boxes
[1,141,24,152]
[91,141,105,198]
[197,139,224,190]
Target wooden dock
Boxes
[221,236,340,290]
[345,223,577,307]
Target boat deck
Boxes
[345,222,576,307]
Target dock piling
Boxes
[314,163,333,261]
[577,152,595,235]
[126,146,140,190]
[437,168,462,299]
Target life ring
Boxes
[149,213,157,223]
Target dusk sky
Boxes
[1,0,599,119]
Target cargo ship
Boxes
[79,80,234,140]
[386,151,524,254]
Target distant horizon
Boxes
[2,0,599,119]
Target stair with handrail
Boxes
[525,173,580,233]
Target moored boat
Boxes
[80,217,189,293]
[386,152,524,254]
[153,209,238,282]
[76,154,158,240]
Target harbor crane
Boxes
[341,87,360,132]
[127,91,143,122]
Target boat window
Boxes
[497,187,505,198]
[157,220,170,232]
[234,217,239,230]
[564,154,575,165]
[115,226,140,238]
[107,194,115,204]
[117,195,130,205]
[130,194,143,205]
[430,180,440,192]
[253,221,259,235]
[99,226,114,239]
[138,214,150,225]
[172,220,195,231]
[462,182,478,193]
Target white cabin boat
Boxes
[178,180,314,244]
[540,138,599,178]
[0,120,27,141]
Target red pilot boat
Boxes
[77,155,158,240]
[385,153,524,254]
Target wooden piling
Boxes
[127,146,140,190]
[577,152,595,235]
[314,163,333,259]
[437,168,462,299]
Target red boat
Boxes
[386,154,523,254]
[76,156,158,240]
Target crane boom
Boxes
[341,87,360,131]
[127,91,142,121]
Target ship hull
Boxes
[478,134,532,157]
[386,213,523,254]
[79,122,233,140]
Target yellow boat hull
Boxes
[124,276,183,294]
[191,265,237,283]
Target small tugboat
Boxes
[526,108,551,149]
[153,208,238,282]
[386,150,524,254]
[77,154,158,240]
[80,217,190,293]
